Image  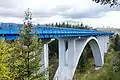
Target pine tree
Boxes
[55,22,58,27]
[66,22,69,28]
[51,23,54,26]
[62,22,65,27]
[114,34,120,51]
[80,23,84,29]
[58,23,61,27]
[9,40,26,80]
[85,25,88,29]
[18,8,44,80]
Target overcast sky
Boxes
[0,0,120,28]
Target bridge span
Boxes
[0,23,114,80]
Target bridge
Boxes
[0,23,114,80]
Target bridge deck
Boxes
[0,23,114,40]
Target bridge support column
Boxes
[67,39,76,71]
[58,39,67,80]
[43,43,49,79]
[97,35,110,54]
[59,39,66,70]
[66,39,76,79]
[42,39,55,80]
[55,39,76,80]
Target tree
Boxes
[0,40,14,80]
[114,34,120,51]
[51,23,54,26]
[93,0,120,7]
[55,22,58,27]
[62,22,65,27]
[8,40,26,80]
[18,8,44,80]
[58,23,61,27]
[45,24,48,26]
[85,25,88,29]
[66,22,69,28]
[80,23,85,29]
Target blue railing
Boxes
[0,22,114,40]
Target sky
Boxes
[0,0,120,28]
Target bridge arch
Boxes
[73,37,103,76]
[55,37,104,79]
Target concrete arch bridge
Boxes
[0,23,114,80]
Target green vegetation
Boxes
[0,40,13,80]
[45,22,92,29]
[114,34,120,51]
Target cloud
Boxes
[32,11,56,18]
[0,0,119,19]
[60,5,120,19]
[31,5,72,18]
[0,7,24,18]
[0,1,72,18]
[81,11,120,28]
[0,0,26,9]
[0,0,16,8]
[0,0,119,28]
[51,5,72,12]
[0,7,57,18]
